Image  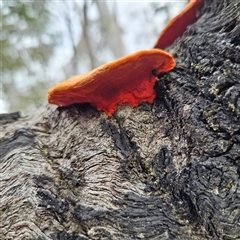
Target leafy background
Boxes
[1,0,187,113]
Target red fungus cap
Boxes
[154,0,204,49]
[48,49,175,116]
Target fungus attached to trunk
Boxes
[48,49,175,116]
[154,0,204,49]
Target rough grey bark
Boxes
[1,0,239,239]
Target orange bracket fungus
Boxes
[48,49,175,116]
[154,0,204,49]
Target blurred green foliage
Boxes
[1,0,57,112]
[1,1,181,113]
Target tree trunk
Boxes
[1,0,239,239]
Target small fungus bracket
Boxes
[48,49,175,116]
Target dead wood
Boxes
[1,0,239,239]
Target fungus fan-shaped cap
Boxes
[48,49,175,116]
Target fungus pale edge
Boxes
[48,49,175,116]
[154,0,204,49]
